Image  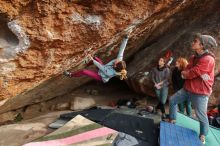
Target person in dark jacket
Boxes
[172,57,192,116]
[151,57,170,119]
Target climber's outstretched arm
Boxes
[116,35,129,61]
[89,55,106,73]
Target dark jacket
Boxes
[151,66,170,87]
[172,67,184,92]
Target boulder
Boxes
[70,96,96,110]
[0,0,220,114]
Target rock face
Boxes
[0,0,220,114]
[126,1,220,106]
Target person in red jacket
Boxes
[167,33,218,144]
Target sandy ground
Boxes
[0,79,143,146]
[0,78,196,146]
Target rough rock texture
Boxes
[0,0,220,114]
[0,79,137,123]
[127,1,220,106]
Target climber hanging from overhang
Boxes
[63,30,133,83]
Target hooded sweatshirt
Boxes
[183,52,215,96]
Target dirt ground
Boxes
[0,78,197,146]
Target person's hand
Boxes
[156,85,162,89]
[155,83,161,89]
[181,71,186,79]
[126,28,133,38]
[201,74,210,81]
[181,74,185,79]
[158,81,164,86]
[84,48,92,56]
[167,57,174,66]
[88,54,93,60]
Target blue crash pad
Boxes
[160,121,202,146]
[176,113,220,146]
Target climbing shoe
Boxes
[200,135,206,145]
[63,70,72,77]
[162,113,167,120]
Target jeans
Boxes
[178,100,192,117]
[155,86,168,114]
[169,88,209,136]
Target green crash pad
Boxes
[176,113,220,146]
